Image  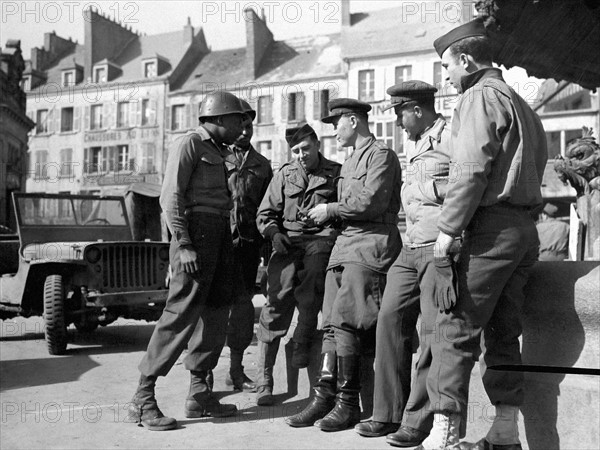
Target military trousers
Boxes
[139,213,234,377]
[425,204,539,418]
[373,245,437,424]
[227,239,262,353]
[321,263,387,357]
[256,236,333,345]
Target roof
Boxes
[175,34,342,93]
[477,0,600,89]
[341,5,457,59]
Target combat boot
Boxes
[483,405,522,449]
[227,349,256,391]
[255,339,280,406]
[417,412,461,449]
[285,351,337,427]
[184,370,237,418]
[126,374,177,431]
[315,355,361,432]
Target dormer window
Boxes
[62,70,75,87]
[94,66,107,83]
[21,75,31,91]
[144,61,157,78]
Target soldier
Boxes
[286,98,402,432]
[254,124,341,406]
[224,99,273,391]
[355,81,452,438]
[388,19,547,449]
[127,91,246,431]
[536,202,569,261]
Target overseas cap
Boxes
[383,80,438,111]
[433,18,487,57]
[321,98,372,124]
[285,124,317,147]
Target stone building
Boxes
[0,40,34,229]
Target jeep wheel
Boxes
[44,275,68,355]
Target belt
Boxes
[343,212,398,226]
[185,205,230,217]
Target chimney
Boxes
[341,0,351,27]
[244,7,274,78]
[183,17,194,45]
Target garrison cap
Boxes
[433,18,487,57]
[240,99,256,121]
[383,81,438,112]
[321,98,372,124]
[285,123,317,147]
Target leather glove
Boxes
[272,232,292,255]
[434,255,459,313]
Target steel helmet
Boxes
[198,91,245,119]
[240,99,257,121]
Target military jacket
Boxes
[160,126,232,247]
[225,145,273,242]
[402,115,451,245]
[439,68,548,237]
[326,135,402,272]
[256,154,341,238]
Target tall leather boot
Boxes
[315,355,361,432]
[184,370,237,418]
[255,340,280,406]
[227,349,256,391]
[126,374,177,431]
[285,351,337,428]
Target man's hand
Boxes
[307,204,329,225]
[434,231,455,258]
[272,232,292,255]
[180,246,200,273]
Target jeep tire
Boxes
[44,275,68,355]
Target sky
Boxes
[0,0,541,88]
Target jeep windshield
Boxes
[13,193,133,248]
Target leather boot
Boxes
[418,412,461,449]
[255,340,280,406]
[184,370,237,418]
[285,351,337,428]
[126,375,177,431]
[227,350,256,391]
[315,355,361,432]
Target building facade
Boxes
[0,40,35,230]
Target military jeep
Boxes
[0,192,170,355]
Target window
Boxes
[36,109,48,133]
[86,147,102,173]
[140,143,156,173]
[117,145,130,171]
[172,105,185,130]
[359,69,375,101]
[313,89,330,120]
[21,75,31,91]
[373,120,398,153]
[433,62,443,90]
[395,65,412,84]
[60,148,74,178]
[90,104,103,130]
[33,150,48,179]
[62,70,74,87]
[287,92,305,122]
[258,141,272,160]
[257,96,273,124]
[141,99,155,126]
[144,61,157,78]
[117,102,130,128]
[61,107,74,132]
[94,66,106,83]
